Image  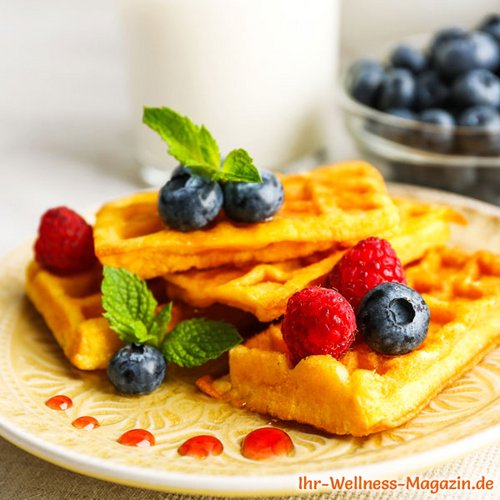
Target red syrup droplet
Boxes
[72,416,100,430]
[45,395,73,411]
[118,429,155,448]
[178,435,224,459]
[241,427,294,460]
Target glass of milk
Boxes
[117,0,339,185]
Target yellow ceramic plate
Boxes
[0,186,499,497]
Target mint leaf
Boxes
[130,320,155,344]
[162,319,243,368]
[220,149,262,183]
[101,266,172,348]
[102,267,157,344]
[143,107,219,175]
[199,125,221,169]
[152,303,172,347]
[143,106,262,184]
[101,267,241,363]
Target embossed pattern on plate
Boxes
[0,185,499,496]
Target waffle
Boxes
[196,247,500,436]
[165,199,465,322]
[25,261,122,370]
[25,262,263,371]
[93,162,400,278]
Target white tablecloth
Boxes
[0,1,498,498]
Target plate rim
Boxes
[1,184,499,497]
[1,400,498,497]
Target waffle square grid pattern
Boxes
[164,198,464,322]
[197,247,500,436]
[93,162,400,278]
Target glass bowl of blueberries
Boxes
[341,12,500,205]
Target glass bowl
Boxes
[339,76,500,205]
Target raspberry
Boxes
[282,287,356,365]
[325,237,406,311]
[34,207,97,274]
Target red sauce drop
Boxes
[118,429,155,448]
[45,395,73,411]
[178,435,224,459]
[72,416,100,430]
[241,427,294,460]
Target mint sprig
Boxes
[101,267,242,366]
[102,266,162,347]
[143,106,262,184]
[163,319,242,368]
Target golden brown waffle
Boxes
[93,162,400,278]
[165,199,465,322]
[196,246,500,436]
[25,261,122,370]
[25,262,264,370]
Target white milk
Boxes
[117,0,339,183]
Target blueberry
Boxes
[434,31,500,80]
[418,108,455,153]
[457,105,500,155]
[356,282,430,356]
[158,169,223,231]
[451,69,500,108]
[420,109,455,127]
[478,13,500,44]
[347,59,385,106]
[170,164,191,179]
[414,71,449,110]
[428,26,467,66]
[223,170,284,223]
[458,104,500,128]
[376,69,416,110]
[389,44,427,74]
[107,344,166,395]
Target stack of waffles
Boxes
[25,161,500,436]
